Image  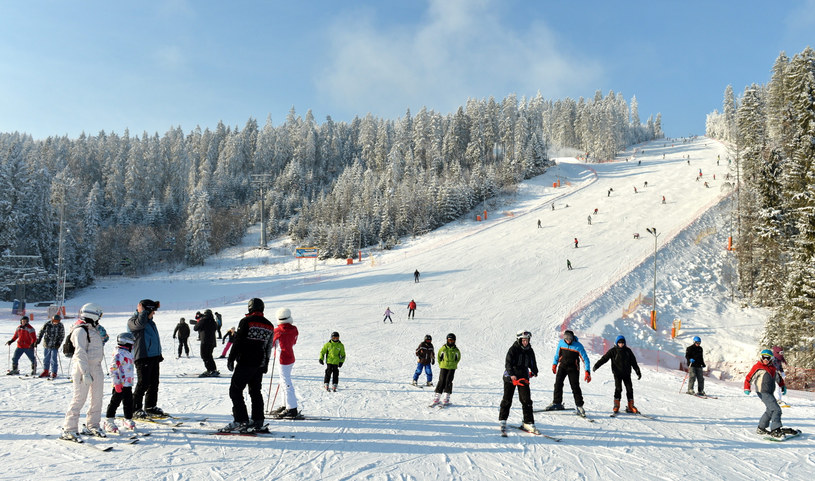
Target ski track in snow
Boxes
[2,137,814,480]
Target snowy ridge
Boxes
[2,137,813,480]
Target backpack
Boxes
[63,324,91,358]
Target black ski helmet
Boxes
[424,334,432,342]
[331,331,340,338]
[248,298,264,313]
[117,332,135,345]
[446,333,456,342]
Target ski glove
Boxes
[5,340,10,345]
[584,371,591,383]
[319,358,324,365]
[82,373,93,384]
[744,389,751,395]
[552,365,557,374]
[338,362,343,368]
[227,359,235,372]
[511,378,529,386]
[114,384,123,394]
[782,386,787,395]
[637,372,642,380]
[262,363,268,374]
[689,358,695,365]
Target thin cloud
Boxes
[317,0,602,117]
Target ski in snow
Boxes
[515,426,561,442]
[54,436,113,452]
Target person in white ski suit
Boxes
[61,303,106,439]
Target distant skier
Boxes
[662,196,666,204]
[593,208,598,215]
[414,269,420,283]
[592,335,641,414]
[429,333,461,407]
[644,181,648,188]
[744,349,795,440]
[544,330,591,416]
[633,186,638,194]
[383,307,393,323]
[412,334,434,386]
[499,331,539,435]
[172,317,190,359]
[537,219,542,228]
[552,203,555,211]
[407,299,417,319]
[685,336,706,396]
[771,346,787,406]
[587,215,592,225]
[607,188,613,197]
[566,259,573,271]
[318,331,345,392]
[574,238,579,248]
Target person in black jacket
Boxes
[172,318,190,359]
[221,298,274,433]
[194,309,219,377]
[412,335,435,386]
[685,336,706,395]
[499,330,539,435]
[593,335,642,414]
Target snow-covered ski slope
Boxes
[2,137,813,480]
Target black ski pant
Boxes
[201,341,217,371]
[499,376,533,424]
[408,309,415,319]
[229,363,265,424]
[552,365,584,407]
[177,338,189,357]
[323,364,339,385]
[435,368,456,394]
[613,372,634,401]
[106,386,134,419]
[133,357,161,411]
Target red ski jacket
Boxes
[10,324,38,348]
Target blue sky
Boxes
[1,0,813,140]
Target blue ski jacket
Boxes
[552,336,590,372]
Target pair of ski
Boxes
[55,431,146,451]
[534,407,596,423]
[609,411,654,419]
[502,425,561,442]
[686,392,718,399]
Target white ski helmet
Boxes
[276,308,292,324]
[79,303,103,323]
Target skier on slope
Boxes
[383,307,393,323]
[499,331,539,435]
[407,299,417,319]
[36,313,65,378]
[429,333,461,407]
[102,332,137,434]
[193,309,219,377]
[271,307,300,419]
[744,349,797,440]
[173,317,190,359]
[412,334,435,386]
[6,316,38,376]
[685,336,706,396]
[318,331,346,392]
[545,330,591,416]
[592,335,641,414]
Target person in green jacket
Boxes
[430,333,461,407]
[318,331,346,392]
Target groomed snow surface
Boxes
[2,137,813,480]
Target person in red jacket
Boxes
[271,307,300,419]
[744,349,792,439]
[407,299,417,319]
[6,316,38,375]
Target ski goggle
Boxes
[761,355,772,361]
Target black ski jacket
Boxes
[593,345,641,378]
[685,345,705,368]
[504,340,538,379]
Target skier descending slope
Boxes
[499,331,539,435]
[744,349,798,440]
[545,330,591,417]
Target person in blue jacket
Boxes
[545,330,591,416]
[128,299,165,418]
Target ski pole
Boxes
[265,347,278,413]
[679,370,689,393]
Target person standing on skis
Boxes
[407,299,417,320]
[685,336,706,396]
[592,335,641,414]
[545,330,591,416]
[318,331,346,392]
[271,307,300,419]
[412,334,435,386]
[499,331,539,435]
[430,333,460,407]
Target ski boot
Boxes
[426,381,434,387]
[625,400,639,414]
[544,402,565,411]
[122,419,136,431]
[103,418,119,434]
[145,406,167,418]
[60,430,82,442]
[332,384,337,392]
[271,406,287,416]
[613,399,620,414]
[442,393,451,406]
[324,383,330,392]
[6,369,19,375]
[411,380,418,386]
[756,427,769,435]
[39,370,50,378]
[279,408,299,419]
[499,420,507,436]
[219,421,246,433]
[769,428,786,439]
[84,425,107,438]
[428,393,441,407]
[576,406,586,417]
[521,422,540,435]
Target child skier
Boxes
[499,331,539,435]
[685,336,706,395]
[383,307,393,323]
[771,346,788,406]
[219,327,236,358]
[592,335,642,414]
[318,331,346,391]
[6,316,38,375]
[103,332,136,433]
[545,330,591,416]
[744,349,798,439]
[36,314,65,378]
[412,334,435,386]
[430,333,460,407]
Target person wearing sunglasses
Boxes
[744,349,797,439]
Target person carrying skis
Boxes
[685,336,706,396]
[414,269,420,283]
[102,332,136,433]
[412,334,435,386]
[383,307,393,323]
[545,330,591,416]
[771,346,787,406]
[499,331,539,435]
[223,298,274,433]
[270,307,300,419]
[429,333,461,407]
[60,303,106,441]
[172,317,190,358]
[407,299,417,319]
[37,313,65,378]
[318,331,346,392]
[129,299,166,419]
[194,309,219,377]
[744,349,796,439]
[6,316,37,376]
[219,327,236,358]
[592,335,642,414]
